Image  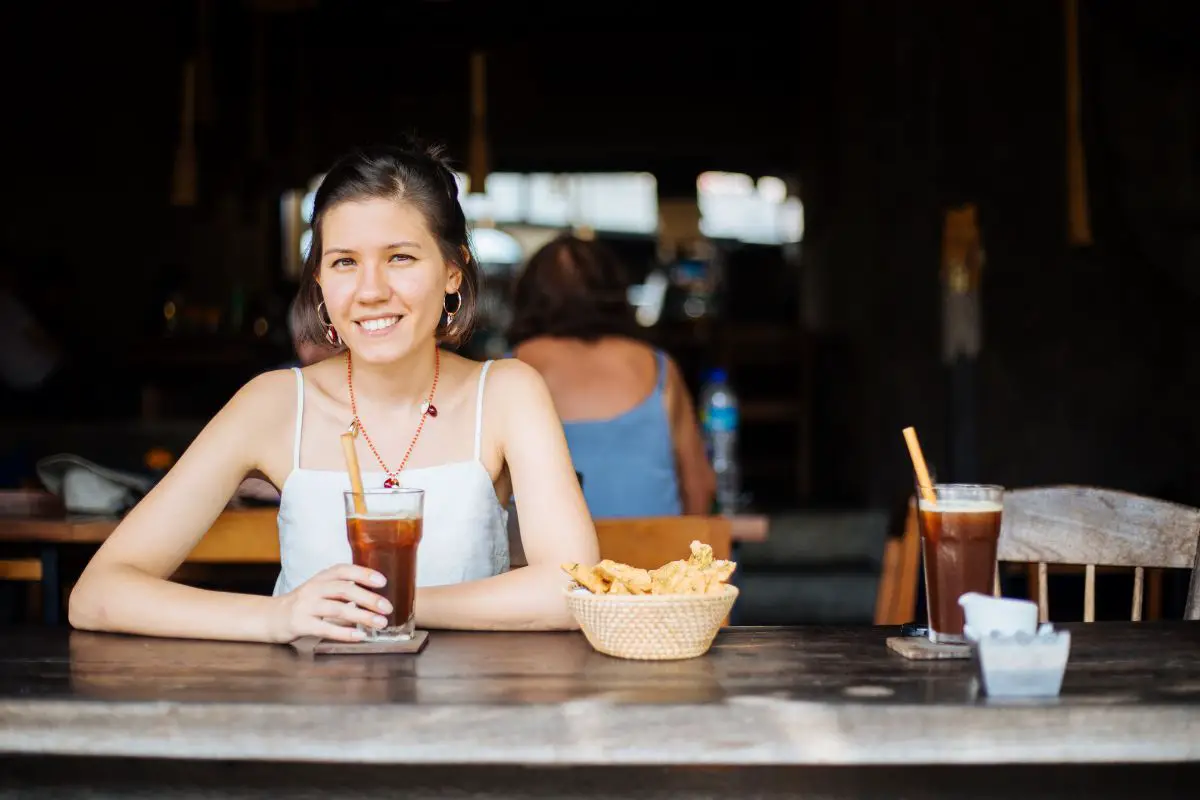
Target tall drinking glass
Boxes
[917,483,1004,644]
[343,488,423,641]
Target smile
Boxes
[356,315,401,333]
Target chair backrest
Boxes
[998,486,1200,622]
[874,498,921,625]
[595,516,732,570]
[186,508,280,563]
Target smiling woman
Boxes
[68,137,600,644]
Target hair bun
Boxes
[388,131,450,168]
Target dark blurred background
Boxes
[1,0,1197,530]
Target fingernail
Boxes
[374,615,388,628]
[370,572,386,587]
[378,599,393,613]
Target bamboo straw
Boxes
[340,432,367,516]
[901,427,937,506]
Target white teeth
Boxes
[359,316,399,332]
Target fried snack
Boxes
[688,539,714,569]
[561,562,610,594]
[562,540,737,596]
[594,559,653,594]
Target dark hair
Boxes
[294,137,479,348]
[506,235,642,347]
[286,295,323,345]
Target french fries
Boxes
[562,540,736,596]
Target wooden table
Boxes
[1,624,1198,798]
[0,509,281,624]
[0,516,123,624]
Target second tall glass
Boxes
[917,483,1004,644]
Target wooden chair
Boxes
[170,508,280,586]
[183,508,280,564]
[0,490,59,584]
[997,486,1200,622]
[873,499,921,625]
[594,515,732,570]
[0,491,60,618]
[0,559,41,581]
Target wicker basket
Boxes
[565,585,738,661]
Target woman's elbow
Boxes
[67,578,106,631]
[525,563,583,631]
[545,605,581,631]
[68,565,124,632]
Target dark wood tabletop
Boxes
[1,623,1198,767]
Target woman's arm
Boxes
[415,360,600,631]
[69,373,284,640]
[663,356,716,515]
[69,370,388,643]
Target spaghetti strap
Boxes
[654,349,668,392]
[291,367,305,470]
[474,360,493,461]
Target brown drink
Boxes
[917,485,1003,644]
[344,489,424,642]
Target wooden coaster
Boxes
[886,635,971,660]
[290,630,429,657]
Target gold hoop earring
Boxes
[444,290,463,325]
[317,301,339,346]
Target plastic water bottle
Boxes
[699,368,741,515]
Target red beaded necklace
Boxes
[346,346,440,488]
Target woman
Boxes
[69,140,599,643]
[508,235,715,518]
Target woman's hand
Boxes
[267,564,392,643]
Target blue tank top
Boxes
[560,349,682,519]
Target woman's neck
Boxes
[347,343,438,412]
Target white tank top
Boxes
[272,361,510,596]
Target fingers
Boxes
[323,563,386,589]
[311,619,368,643]
[325,580,392,615]
[313,599,389,631]
[287,564,392,643]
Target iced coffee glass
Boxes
[917,483,1004,644]
[343,488,424,642]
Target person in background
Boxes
[507,235,715,518]
[69,139,598,643]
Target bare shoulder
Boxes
[483,357,551,403]
[654,349,685,394]
[658,348,684,381]
[144,369,297,494]
[478,358,555,430]
[229,368,299,420]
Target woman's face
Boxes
[316,197,461,365]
